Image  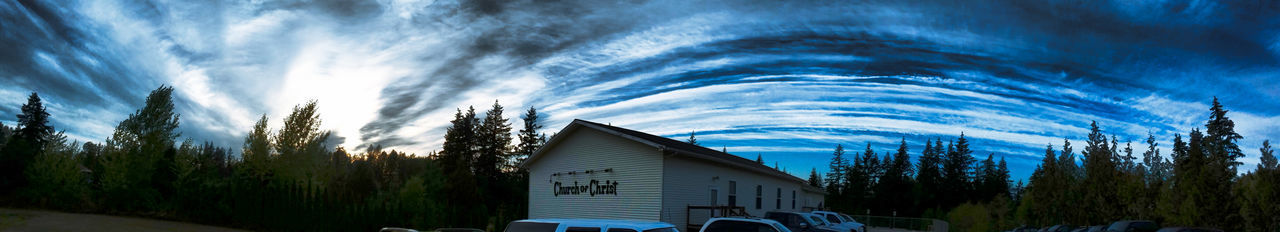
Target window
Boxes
[642,228,679,232]
[567,227,602,232]
[755,185,762,209]
[775,188,781,209]
[607,229,638,232]
[504,222,559,232]
[703,220,779,232]
[791,190,796,209]
[728,181,737,207]
[825,214,841,223]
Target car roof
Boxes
[709,217,779,223]
[514,219,676,229]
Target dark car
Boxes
[1043,225,1077,232]
[764,211,839,232]
[1105,220,1159,232]
[1154,228,1224,232]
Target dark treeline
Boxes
[817,98,1278,232]
[0,86,546,231]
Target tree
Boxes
[101,86,181,210]
[272,100,331,182]
[875,138,915,215]
[1236,140,1277,232]
[756,154,764,164]
[687,131,699,145]
[1195,97,1244,230]
[941,134,974,208]
[1080,121,1121,224]
[917,138,944,211]
[513,107,545,167]
[1,92,54,193]
[808,168,823,188]
[242,114,273,178]
[441,107,483,227]
[15,92,53,148]
[827,144,847,190]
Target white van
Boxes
[504,219,679,232]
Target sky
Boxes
[2,0,1279,181]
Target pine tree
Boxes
[0,92,54,193]
[808,168,823,188]
[513,107,545,167]
[15,92,53,148]
[756,154,764,164]
[441,107,483,227]
[1081,121,1121,224]
[1261,140,1276,171]
[941,134,974,208]
[687,131,698,145]
[1197,97,1244,230]
[827,144,847,190]
[916,138,944,211]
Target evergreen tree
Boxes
[1081,121,1121,224]
[756,154,764,164]
[808,168,823,188]
[440,107,483,227]
[514,106,545,166]
[1261,140,1276,171]
[941,134,974,208]
[15,92,53,148]
[1196,97,1244,230]
[476,100,513,216]
[826,144,847,190]
[686,131,698,145]
[916,138,944,211]
[1,92,54,193]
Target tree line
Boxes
[0,86,546,231]
[813,98,1277,232]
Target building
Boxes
[520,119,826,231]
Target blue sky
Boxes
[2,0,1278,181]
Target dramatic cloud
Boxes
[2,0,1278,180]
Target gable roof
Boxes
[522,119,824,193]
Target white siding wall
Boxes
[527,128,664,221]
[661,156,820,230]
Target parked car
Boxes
[1043,225,1077,232]
[381,228,421,232]
[1077,225,1105,232]
[806,212,861,232]
[810,211,866,232]
[437,229,486,232]
[699,217,793,232]
[1153,227,1223,232]
[1007,225,1038,232]
[1105,220,1159,232]
[764,211,840,232]
[503,219,679,232]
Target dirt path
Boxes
[0,208,247,232]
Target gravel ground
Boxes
[0,208,247,232]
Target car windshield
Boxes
[808,215,827,225]
[838,214,855,223]
[823,214,843,223]
[641,228,678,232]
